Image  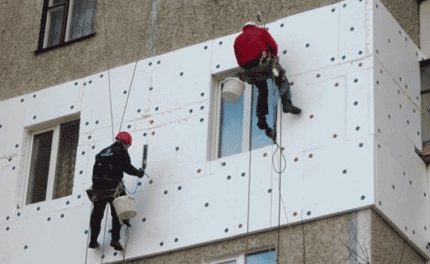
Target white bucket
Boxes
[222,77,245,102]
[112,195,136,220]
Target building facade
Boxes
[1,0,430,263]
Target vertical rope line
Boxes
[118,61,139,131]
[107,70,115,140]
[245,88,254,256]
[276,98,283,264]
[301,212,306,264]
[262,0,276,27]
[101,0,115,140]
[122,226,131,263]
[101,1,113,262]
[100,206,109,264]
[84,204,93,264]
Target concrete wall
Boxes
[126,209,425,264]
[0,0,419,101]
[421,0,430,56]
[372,212,426,264]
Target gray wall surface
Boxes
[126,209,425,264]
[0,0,420,101]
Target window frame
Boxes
[24,116,80,205]
[36,0,96,54]
[205,249,276,264]
[210,77,278,160]
[211,79,253,159]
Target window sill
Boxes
[34,33,96,54]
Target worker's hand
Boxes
[137,168,145,178]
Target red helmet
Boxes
[115,131,132,145]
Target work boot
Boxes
[88,240,99,249]
[282,103,301,114]
[110,240,124,251]
[265,128,276,143]
[257,116,270,130]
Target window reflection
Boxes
[245,249,276,264]
[219,93,244,157]
[250,81,277,150]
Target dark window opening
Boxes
[420,59,430,161]
[36,0,96,53]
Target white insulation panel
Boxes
[372,0,430,256]
[1,0,430,263]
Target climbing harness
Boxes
[237,55,283,85]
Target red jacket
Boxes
[234,25,278,67]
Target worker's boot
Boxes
[88,240,99,249]
[257,115,270,130]
[265,128,276,143]
[110,240,124,251]
[283,103,301,114]
[282,98,301,115]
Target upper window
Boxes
[420,59,430,144]
[211,79,277,159]
[26,119,80,204]
[207,249,276,264]
[36,0,96,52]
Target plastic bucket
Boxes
[112,195,136,220]
[222,77,245,102]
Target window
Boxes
[212,79,278,159]
[420,59,430,161]
[208,249,276,264]
[26,119,80,204]
[36,0,96,52]
[421,59,430,144]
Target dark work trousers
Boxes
[243,59,292,117]
[90,191,125,242]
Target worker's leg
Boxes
[254,80,270,130]
[89,198,109,246]
[275,74,301,114]
[109,200,121,241]
[108,198,125,250]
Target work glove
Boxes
[137,168,145,178]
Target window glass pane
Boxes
[27,131,53,204]
[69,0,96,40]
[53,120,80,199]
[250,81,277,150]
[46,6,65,47]
[245,249,276,264]
[219,94,244,157]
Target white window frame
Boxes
[206,248,276,264]
[23,116,79,205]
[207,256,242,264]
[209,77,278,160]
[210,79,254,160]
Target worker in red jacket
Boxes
[234,21,301,136]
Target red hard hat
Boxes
[115,131,132,145]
